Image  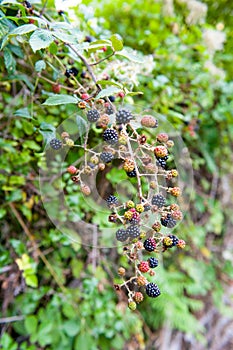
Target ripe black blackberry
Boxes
[144,204,151,212]
[50,138,62,150]
[100,152,114,163]
[103,129,118,144]
[146,283,161,298]
[116,229,128,242]
[168,234,179,246]
[126,225,140,239]
[106,195,118,206]
[161,214,177,228]
[148,257,159,268]
[156,156,168,169]
[116,109,133,124]
[105,105,114,115]
[69,67,79,76]
[108,96,116,102]
[87,109,100,122]
[127,169,137,177]
[143,238,156,252]
[151,194,166,208]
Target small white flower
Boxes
[186,0,207,25]
[204,60,226,80]
[203,29,226,54]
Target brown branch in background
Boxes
[0,315,25,324]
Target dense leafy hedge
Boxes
[0,0,233,349]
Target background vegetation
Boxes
[0,0,233,349]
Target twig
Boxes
[90,51,115,66]
[0,316,25,324]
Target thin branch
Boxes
[0,316,25,324]
[90,51,115,66]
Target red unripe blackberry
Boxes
[129,212,141,224]
[177,239,186,249]
[143,238,156,252]
[134,292,144,303]
[137,276,147,286]
[141,115,158,128]
[81,93,90,100]
[126,225,140,239]
[52,83,61,93]
[146,283,161,298]
[154,146,168,158]
[157,133,169,143]
[151,194,166,208]
[168,187,181,197]
[81,184,91,196]
[116,109,133,124]
[67,165,78,174]
[101,46,107,52]
[118,92,125,98]
[138,261,150,273]
[103,128,118,144]
[100,152,114,163]
[50,138,62,150]
[87,109,100,122]
[148,257,159,268]
[116,229,128,242]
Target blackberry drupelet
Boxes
[146,283,161,298]
[148,257,159,268]
[143,238,156,252]
[100,152,114,163]
[127,169,137,177]
[151,194,166,208]
[161,214,177,228]
[87,109,100,122]
[105,105,114,115]
[126,225,140,239]
[103,128,118,144]
[116,109,133,124]
[106,195,118,206]
[116,229,128,242]
[50,138,62,150]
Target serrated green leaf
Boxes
[3,47,16,74]
[116,48,144,63]
[89,39,112,50]
[35,60,46,73]
[25,274,38,288]
[96,86,122,99]
[9,23,37,36]
[29,29,54,52]
[110,34,123,51]
[0,20,9,39]
[43,94,79,106]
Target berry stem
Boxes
[90,51,116,66]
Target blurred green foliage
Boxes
[0,0,233,349]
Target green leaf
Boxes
[52,31,78,44]
[74,333,94,350]
[29,30,54,52]
[25,315,38,334]
[39,122,56,143]
[25,274,38,288]
[9,23,37,36]
[96,86,122,99]
[63,320,80,337]
[96,80,123,88]
[110,34,123,51]
[116,47,144,63]
[0,208,7,219]
[35,60,46,73]
[3,47,16,74]
[89,39,112,49]
[0,20,9,39]
[14,107,32,119]
[76,115,88,136]
[43,94,79,105]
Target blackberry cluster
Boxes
[103,129,118,144]
[156,156,168,169]
[100,152,114,163]
[151,194,166,208]
[127,169,137,177]
[126,225,140,239]
[116,109,133,124]
[143,238,156,252]
[148,257,159,268]
[50,138,62,150]
[106,195,118,206]
[146,283,161,298]
[116,229,128,242]
[87,109,100,122]
[161,214,177,228]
